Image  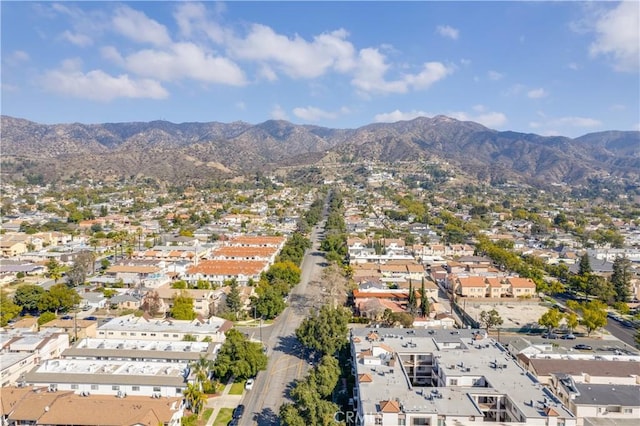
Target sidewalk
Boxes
[205,377,243,426]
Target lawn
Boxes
[213,408,234,426]
[198,408,213,425]
[228,380,245,395]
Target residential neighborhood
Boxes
[1,160,640,426]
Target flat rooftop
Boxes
[98,314,232,335]
[351,327,575,420]
[25,359,188,387]
[64,338,219,361]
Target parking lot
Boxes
[462,301,549,329]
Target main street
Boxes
[238,218,329,425]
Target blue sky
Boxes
[1,1,638,137]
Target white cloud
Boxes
[270,104,288,120]
[40,61,168,101]
[121,42,247,85]
[229,24,356,79]
[527,88,548,99]
[588,1,640,72]
[529,116,602,130]
[374,110,431,123]
[4,50,30,66]
[112,6,172,46]
[448,110,507,128]
[258,64,278,82]
[293,106,349,122]
[374,107,506,128]
[436,25,459,40]
[487,70,503,80]
[60,30,93,47]
[503,84,526,96]
[100,46,124,65]
[352,48,452,94]
[173,2,228,43]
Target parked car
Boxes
[542,332,558,339]
[84,316,98,321]
[233,404,245,419]
[61,315,72,320]
[561,333,576,340]
[574,344,593,350]
[245,378,254,390]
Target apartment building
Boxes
[350,327,576,426]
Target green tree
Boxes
[309,355,340,398]
[0,291,21,326]
[565,312,579,332]
[578,253,591,276]
[212,329,267,380]
[13,284,45,314]
[38,311,57,326]
[407,281,417,315]
[538,308,562,333]
[576,300,608,336]
[265,261,301,287]
[479,309,503,331]
[172,280,187,289]
[280,404,307,426]
[296,305,350,356]
[38,284,81,314]
[611,256,632,302]
[45,258,63,283]
[67,251,94,286]
[419,278,429,317]
[225,279,242,313]
[171,292,196,320]
[252,289,286,320]
[183,382,206,414]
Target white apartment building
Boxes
[350,328,577,426]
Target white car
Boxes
[245,378,254,390]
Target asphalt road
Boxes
[604,319,638,348]
[551,292,638,349]
[238,218,329,425]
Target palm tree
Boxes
[191,355,213,388]
[183,382,206,414]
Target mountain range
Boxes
[1,115,638,186]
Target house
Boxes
[507,277,537,298]
[39,319,98,341]
[0,235,28,257]
[1,387,183,426]
[185,260,268,286]
[154,285,217,318]
[109,293,142,310]
[455,276,487,298]
[552,375,640,425]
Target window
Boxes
[91,385,98,390]
[450,379,458,386]
[132,386,140,391]
[112,385,120,390]
[176,388,182,394]
[173,334,179,338]
[71,384,79,389]
[375,418,382,425]
[623,408,632,414]
[153,386,161,392]
[163,334,169,337]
